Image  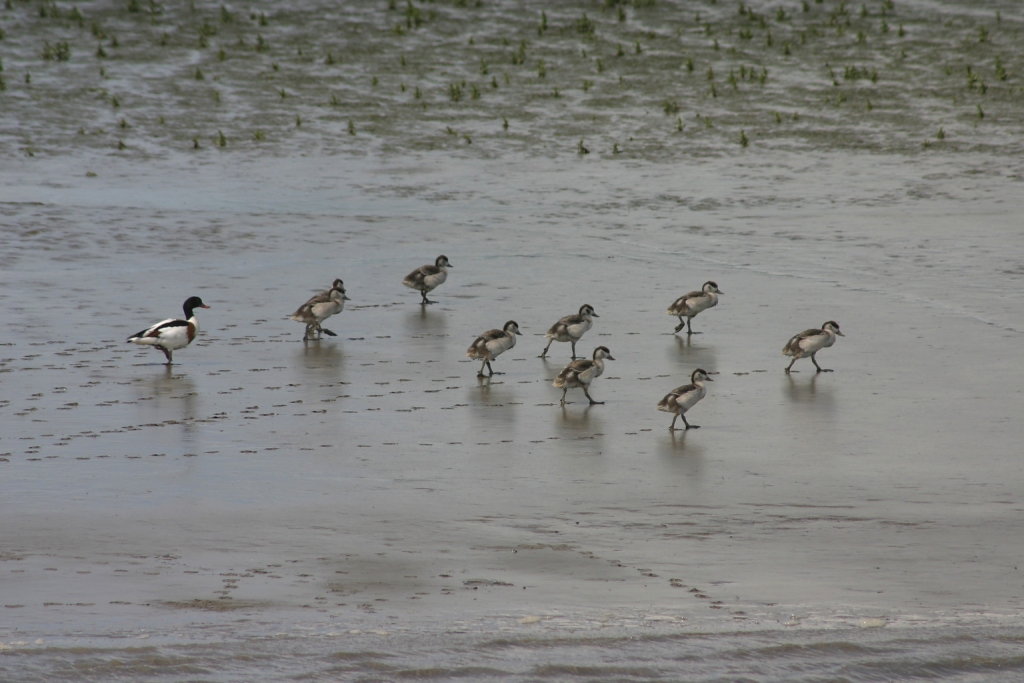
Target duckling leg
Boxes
[539,339,553,358]
[687,317,699,335]
[582,387,604,405]
[320,327,337,337]
[681,413,699,430]
[785,357,798,373]
[488,361,504,375]
[669,413,679,430]
[478,360,489,377]
[420,289,436,305]
[811,353,832,373]
[160,347,173,364]
[303,323,313,340]
[673,317,685,334]
[560,387,568,405]
[570,340,578,359]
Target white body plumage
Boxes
[667,281,723,334]
[657,368,712,430]
[553,346,615,405]
[783,320,844,373]
[541,304,598,359]
[290,278,349,339]
[403,255,452,304]
[127,296,210,364]
[466,320,521,376]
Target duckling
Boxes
[127,296,210,364]
[540,304,598,359]
[783,320,845,373]
[289,278,350,340]
[657,368,713,430]
[466,320,521,376]
[552,346,615,405]
[403,255,452,305]
[667,281,723,334]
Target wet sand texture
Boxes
[2,0,1024,680]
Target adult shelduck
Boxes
[667,281,723,335]
[290,278,350,340]
[466,320,521,377]
[127,296,210,364]
[539,304,598,359]
[657,368,713,430]
[552,346,615,405]
[783,320,844,373]
[403,255,452,305]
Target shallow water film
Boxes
[3,0,1024,680]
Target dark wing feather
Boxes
[403,268,425,286]
[301,290,334,306]
[478,329,506,342]
[291,289,331,318]
[669,291,704,313]
[405,264,440,286]
[467,329,503,357]
[783,329,823,354]
[559,359,593,378]
[559,313,584,325]
[671,383,697,398]
[138,319,188,338]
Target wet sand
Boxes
[3,151,1024,642]
[2,0,1024,679]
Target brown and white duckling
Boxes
[783,320,844,373]
[552,346,615,405]
[127,296,210,364]
[657,368,713,430]
[403,255,452,305]
[289,278,350,340]
[667,281,723,335]
[539,304,598,359]
[466,320,521,377]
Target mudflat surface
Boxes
[2,0,1024,680]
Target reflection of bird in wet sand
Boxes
[783,321,844,373]
[127,296,210,364]
[553,346,614,405]
[539,304,598,359]
[785,371,831,403]
[144,367,199,433]
[557,403,599,428]
[657,368,712,430]
[289,278,350,340]
[298,338,344,367]
[403,255,452,305]
[466,320,521,377]
[667,281,723,335]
